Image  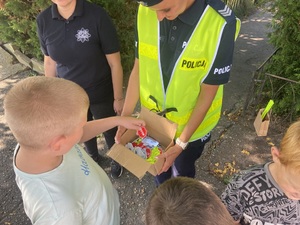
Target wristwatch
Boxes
[175,138,188,150]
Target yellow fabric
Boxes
[138,5,239,141]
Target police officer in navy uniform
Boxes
[116,0,241,185]
[37,0,124,178]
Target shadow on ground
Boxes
[0,72,32,225]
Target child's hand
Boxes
[115,126,126,144]
[115,117,146,144]
[120,117,145,129]
[120,117,145,130]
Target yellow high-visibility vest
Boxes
[138,5,240,141]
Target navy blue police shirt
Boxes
[37,0,120,103]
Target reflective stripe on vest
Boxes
[138,5,238,141]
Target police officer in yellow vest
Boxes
[116,0,241,185]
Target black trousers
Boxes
[84,100,117,158]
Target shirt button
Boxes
[171,36,175,41]
[172,26,177,30]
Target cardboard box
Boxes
[107,107,177,179]
[253,108,270,136]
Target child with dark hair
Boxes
[146,177,236,225]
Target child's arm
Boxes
[80,116,145,143]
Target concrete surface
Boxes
[0,5,287,225]
[0,47,26,81]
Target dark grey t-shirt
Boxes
[221,163,300,225]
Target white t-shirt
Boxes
[13,144,120,225]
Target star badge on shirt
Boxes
[75,28,91,43]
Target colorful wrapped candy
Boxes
[125,136,163,164]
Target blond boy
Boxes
[146,177,236,225]
[221,120,300,224]
[4,76,145,225]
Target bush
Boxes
[0,0,49,59]
[264,0,300,119]
[224,0,255,18]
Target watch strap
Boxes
[175,138,188,150]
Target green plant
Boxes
[263,0,300,119]
[0,0,49,59]
[223,0,255,18]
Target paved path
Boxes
[0,5,281,225]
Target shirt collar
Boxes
[51,0,84,20]
[177,0,206,26]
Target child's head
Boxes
[270,119,300,200]
[4,76,89,150]
[277,119,300,172]
[146,177,235,225]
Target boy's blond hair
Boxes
[146,177,235,225]
[4,76,89,150]
[278,119,300,171]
